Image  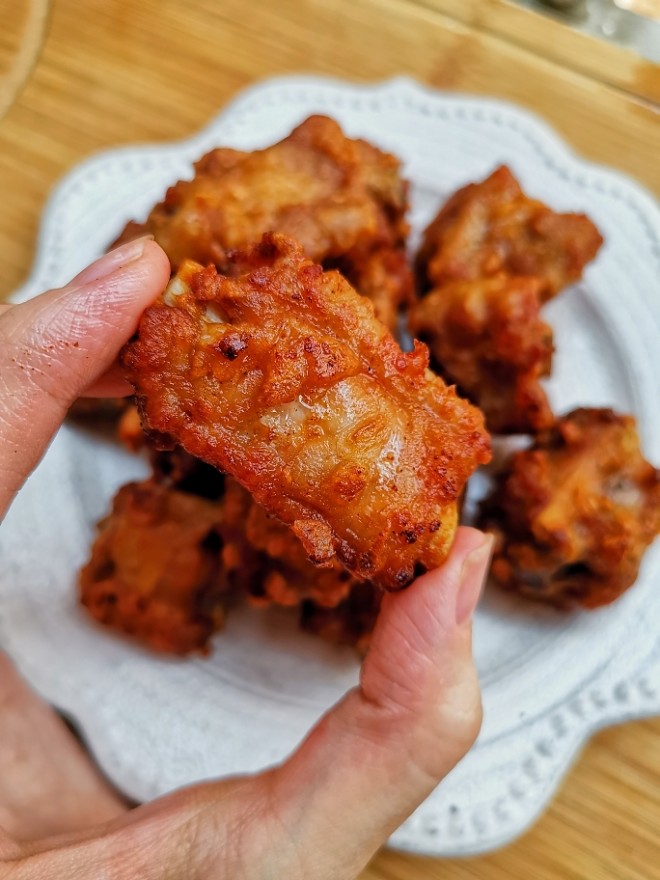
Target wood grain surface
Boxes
[419,0,660,104]
[1,1,659,877]
[0,0,50,120]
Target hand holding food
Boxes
[122,233,491,589]
[0,245,490,876]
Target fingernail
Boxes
[71,235,155,287]
[455,534,494,626]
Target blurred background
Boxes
[517,0,660,61]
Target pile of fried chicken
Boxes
[75,115,660,656]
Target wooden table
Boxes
[1,1,658,877]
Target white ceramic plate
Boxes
[2,76,659,857]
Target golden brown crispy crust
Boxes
[123,233,491,590]
[412,165,602,434]
[241,481,360,609]
[155,459,360,609]
[150,455,359,610]
[79,480,235,655]
[300,581,382,655]
[79,463,370,655]
[417,165,603,301]
[113,115,412,327]
[480,408,660,608]
[411,275,554,434]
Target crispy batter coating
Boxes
[113,115,412,327]
[123,233,491,590]
[79,480,235,655]
[115,429,356,610]
[411,275,554,434]
[80,463,370,655]
[153,461,360,609]
[481,408,660,608]
[417,165,603,301]
[412,165,602,434]
[241,481,360,609]
[300,581,382,654]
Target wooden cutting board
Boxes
[0,1,658,878]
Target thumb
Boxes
[5,529,491,880]
[0,238,170,516]
[256,526,491,878]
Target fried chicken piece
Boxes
[481,408,660,608]
[412,166,602,433]
[123,234,491,590]
[300,581,382,654]
[417,165,603,301]
[241,482,359,609]
[113,115,412,327]
[79,480,237,655]
[158,462,360,608]
[157,450,362,607]
[142,439,357,608]
[411,275,554,434]
[135,443,359,610]
[80,440,374,656]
